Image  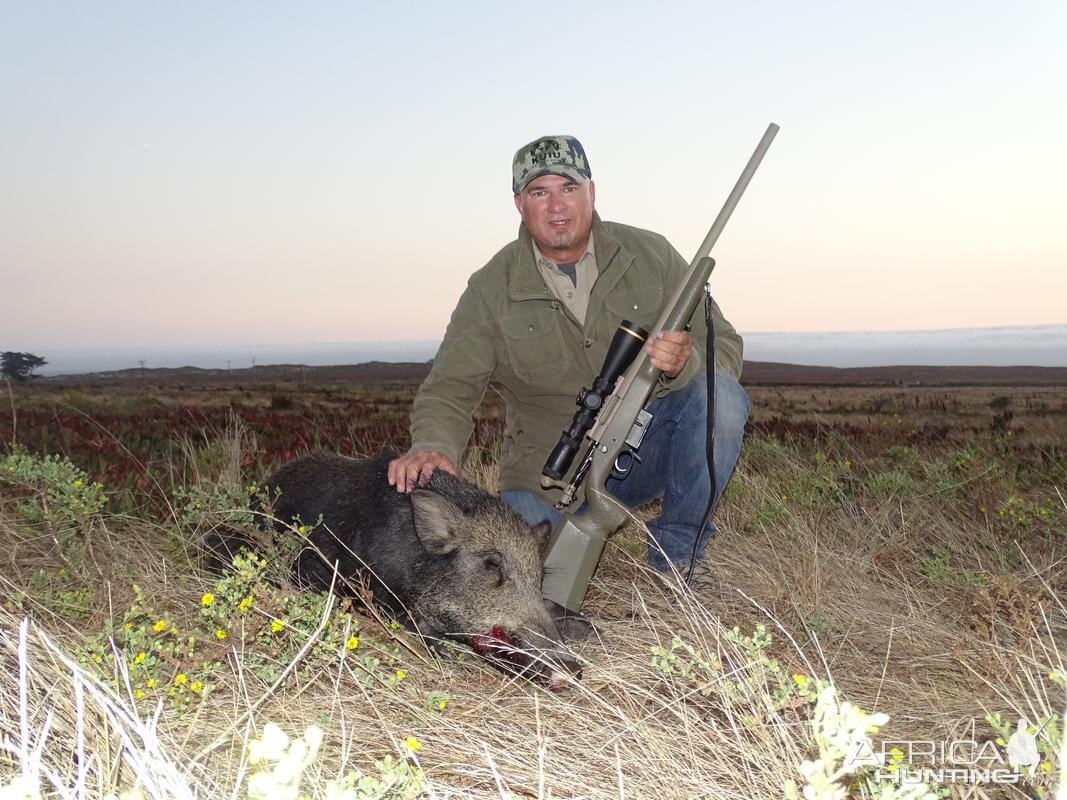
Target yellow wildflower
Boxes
[395,670,406,681]
[201,592,215,607]
[792,674,807,686]
[238,595,253,613]
[215,629,228,640]
[297,525,306,534]
[888,747,905,762]
[403,736,421,751]
[190,681,204,692]
[346,635,360,650]
[132,652,146,665]
[73,479,83,487]
[270,619,285,634]
[146,678,156,689]
[174,673,188,686]
[153,619,167,633]
[134,688,144,699]
[780,494,788,501]
[123,622,133,631]
[1040,762,1051,772]
[436,698,447,710]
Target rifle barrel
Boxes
[691,122,779,268]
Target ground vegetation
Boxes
[0,368,1064,798]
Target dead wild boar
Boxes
[214,451,577,687]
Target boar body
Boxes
[248,451,573,683]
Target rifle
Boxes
[539,123,780,613]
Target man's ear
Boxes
[410,490,463,555]
[514,192,524,218]
[588,179,596,206]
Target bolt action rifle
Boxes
[539,123,780,613]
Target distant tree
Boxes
[1,352,47,381]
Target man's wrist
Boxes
[408,442,461,466]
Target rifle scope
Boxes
[542,319,649,482]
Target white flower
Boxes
[792,685,936,799]
[248,722,290,765]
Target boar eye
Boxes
[483,556,506,587]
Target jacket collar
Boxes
[507,212,633,303]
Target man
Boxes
[388,135,749,618]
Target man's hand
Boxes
[387,450,457,493]
[646,330,693,379]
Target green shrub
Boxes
[0,449,106,563]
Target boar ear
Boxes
[530,520,552,549]
[410,490,463,555]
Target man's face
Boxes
[513,173,596,263]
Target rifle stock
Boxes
[541,123,779,613]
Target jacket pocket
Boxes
[604,283,665,332]
[498,308,570,385]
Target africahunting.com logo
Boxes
[845,717,1056,788]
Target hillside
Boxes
[37,360,1067,387]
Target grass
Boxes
[1,379,1065,798]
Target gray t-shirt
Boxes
[532,237,599,326]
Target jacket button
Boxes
[583,338,593,348]
[632,303,639,310]
[528,325,535,332]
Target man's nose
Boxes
[547,192,567,211]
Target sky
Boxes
[2,1,1065,355]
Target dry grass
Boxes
[1,401,1065,798]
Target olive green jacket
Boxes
[410,215,743,502]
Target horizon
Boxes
[24,323,1067,376]
[2,2,1065,352]
[23,320,1067,350]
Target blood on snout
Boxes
[470,625,521,656]
[470,626,575,691]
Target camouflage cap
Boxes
[512,135,592,194]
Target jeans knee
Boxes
[500,490,560,529]
[714,372,749,436]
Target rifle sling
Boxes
[685,284,717,583]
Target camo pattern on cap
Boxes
[512,135,591,194]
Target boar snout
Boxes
[470,625,582,689]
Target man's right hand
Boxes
[387,450,457,493]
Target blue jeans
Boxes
[501,371,749,572]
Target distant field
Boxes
[1,366,1064,798]
[37,359,1067,387]
[4,365,1064,512]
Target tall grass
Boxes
[1,402,1065,798]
